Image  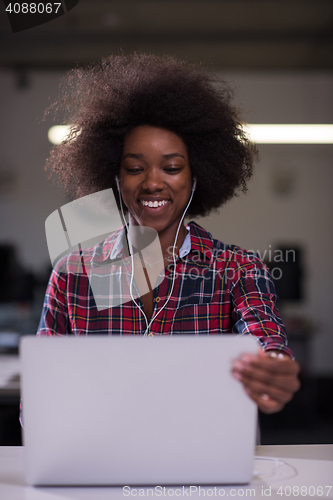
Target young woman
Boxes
[39,54,300,414]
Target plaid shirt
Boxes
[37,222,292,357]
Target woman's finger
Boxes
[238,373,296,404]
[232,359,301,393]
[245,388,286,414]
[232,349,301,414]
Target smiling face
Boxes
[118,125,192,240]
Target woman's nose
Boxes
[142,168,164,190]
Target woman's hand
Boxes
[232,349,301,414]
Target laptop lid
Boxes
[20,335,258,486]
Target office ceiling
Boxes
[1,0,333,70]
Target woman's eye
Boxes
[164,167,182,173]
[125,167,143,174]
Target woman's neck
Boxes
[127,221,188,262]
[158,223,188,260]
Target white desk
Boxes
[1,445,332,499]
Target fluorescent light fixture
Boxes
[48,124,333,145]
[48,125,73,145]
[243,124,333,144]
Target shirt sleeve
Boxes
[230,256,294,358]
[37,260,70,336]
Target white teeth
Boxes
[140,200,168,207]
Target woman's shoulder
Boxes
[50,227,125,277]
[187,221,264,266]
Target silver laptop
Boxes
[20,335,258,486]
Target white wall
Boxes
[0,70,332,374]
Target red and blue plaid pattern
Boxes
[37,222,293,357]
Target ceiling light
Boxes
[48,124,333,146]
[243,124,333,144]
[48,125,72,145]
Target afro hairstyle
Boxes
[45,53,257,218]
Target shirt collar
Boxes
[102,221,214,262]
[186,221,214,259]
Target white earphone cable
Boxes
[116,176,196,336]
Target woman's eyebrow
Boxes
[162,153,185,160]
[122,153,144,159]
[123,152,185,160]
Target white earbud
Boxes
[192,177,197,192]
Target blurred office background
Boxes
[0,0,332,445]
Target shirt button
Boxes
[155,297,161,303]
